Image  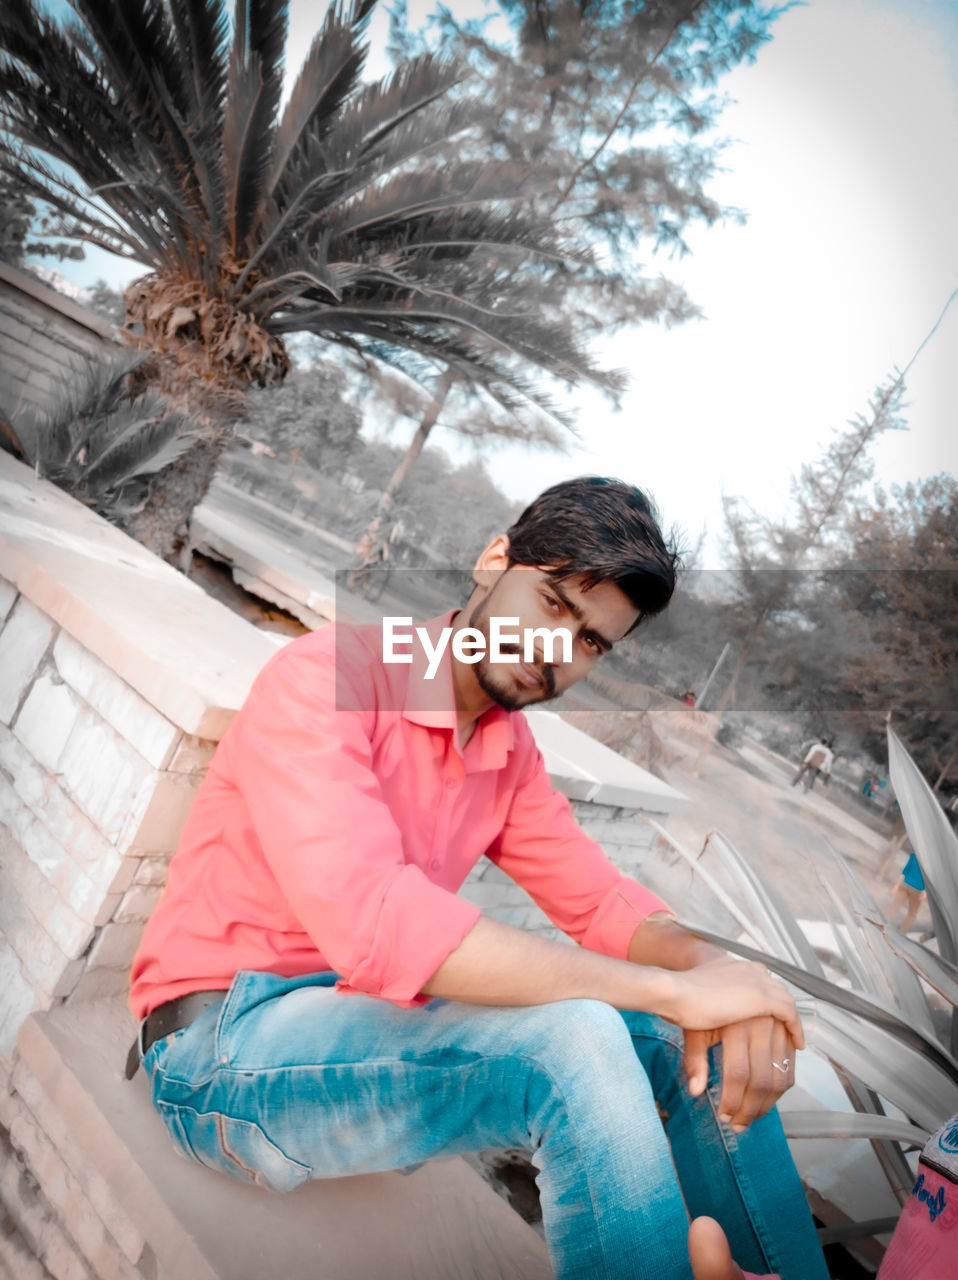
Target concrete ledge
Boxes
[0,454,278,740]
[525,708,687,814]
[17,999,553,1280]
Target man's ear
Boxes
[472,534,511,591]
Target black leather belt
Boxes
[125,989,226,1079]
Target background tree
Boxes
[0,173,84,267]
[827,475,958,792]
[707,373,909,720]
[85,279,128,328]
[390,0,777,329]
[347,0,780,572]
[346,0,780,571]
[0,0,618,562]
[350,354,567,573]
[240,357,364,473]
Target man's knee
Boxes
[523,998,639,1077]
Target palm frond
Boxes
[240,96,481,288]
[268,0,374,200]
[81,411,197,491]
[71,0,197,186]
[331,162,541,239]
[223,0,287,252]
[326,52,466,166]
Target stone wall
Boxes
[0,262,118,420]
[0,582,218,1049]
[460,802,660,939]
[0,450,280,1062]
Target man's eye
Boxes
[542,594,561,612]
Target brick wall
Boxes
[0,450,278,1063]
[0,262,118,420]
[460,802,661,939]
[0,578,217,1053]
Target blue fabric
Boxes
[902,852,925,891]
[143,969,828,1280]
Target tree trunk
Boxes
[349,370,455,588]
[119,431,231,568]
[711,619,764,722]
[932,742,958,792]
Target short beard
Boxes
[467,593,557,711]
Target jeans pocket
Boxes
[157,1102,311,1193]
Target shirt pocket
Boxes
[156,1102,311,1193]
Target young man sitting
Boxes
[129,477,827,1280]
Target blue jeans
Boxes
[143,970,827,1280]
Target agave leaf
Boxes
[816,878,874,993]
[818,1217,903,1246]
[806,1004,958,1134]
[866,915,958,1005]
[642,819,770,948]
[821,844,937,1036]
[887,724,958,966]
[780,1109,928,1146]
[708,831,825,974]
[678,921,958,1085]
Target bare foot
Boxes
[688,1217,781,1280]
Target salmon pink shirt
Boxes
[130,611,670,1020]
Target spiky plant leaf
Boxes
[780,1111,928,1146]
[806,1003,958,1135]
[887,724,958,966]
[269,0,376,199]
[867,916,958,1006]
[679,921,958,1086]
[82,413,197,491]
[708,831,826,974]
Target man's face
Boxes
[465,567,639,711]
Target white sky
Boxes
[41,0,958,567]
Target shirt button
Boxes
[429,858,441,871]
[444,778,458,790]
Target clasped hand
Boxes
[673,957,801,1131]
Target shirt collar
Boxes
[401,609,515,768]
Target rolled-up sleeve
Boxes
[487,724,671,960]
[221,635,480,1005]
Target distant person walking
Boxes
[889,851,926,933]
[791,740,834,792]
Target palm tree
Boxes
[0,0,618,560]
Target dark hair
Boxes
[505,476,678,624]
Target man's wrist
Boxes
[628,914,724,972]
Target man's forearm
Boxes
[421,914,677,1014]
[627,912,725,971]
[421,914,805,1048]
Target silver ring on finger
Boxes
[772,1057,791,1073]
